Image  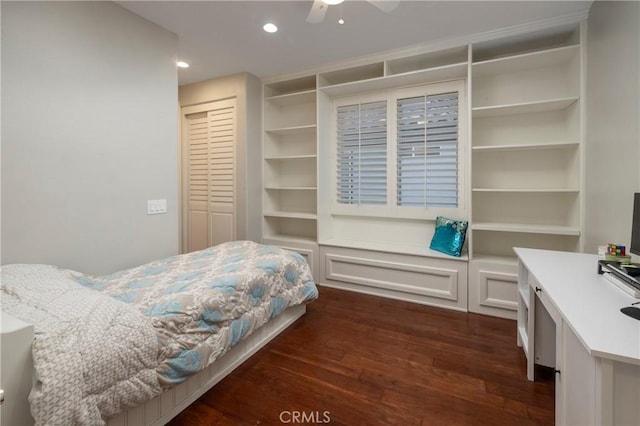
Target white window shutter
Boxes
[397,92,459,208]
[336,100,387,205]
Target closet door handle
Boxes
[535,286,542,294]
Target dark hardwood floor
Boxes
[168,286,554,425]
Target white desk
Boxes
[515,248,640,426]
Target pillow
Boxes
[429,216,468,257]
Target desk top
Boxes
[514,248,640,365]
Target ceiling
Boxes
[118,1,593,86]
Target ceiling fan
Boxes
[306,0,400,24]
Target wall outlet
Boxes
[147,199,167,215]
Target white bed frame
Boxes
[0,305,306,426]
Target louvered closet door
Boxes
[207,100,236,246]
[185,98,237,252]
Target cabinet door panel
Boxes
[210,212,234,247]
[188,211,208,252]
[469,260,517,319]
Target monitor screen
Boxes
[631,193,640,256]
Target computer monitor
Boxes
[631,193,640,256]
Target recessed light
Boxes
[263,23,278,33]
[324,0,344,5]
[177,61,190,69]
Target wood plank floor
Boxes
[168,286,554,425]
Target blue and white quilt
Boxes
[72,240,318,387]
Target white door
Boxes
[183,98,237,252]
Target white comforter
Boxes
[1,264,161,426]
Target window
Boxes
[397,92,459,208]
[336,100,387,205]
[332,80,466,218]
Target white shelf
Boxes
[264,89,316,106]
[472,188,579,193]
[264,75,316,97]
[264,124,317,136]
[472,24,580,62]
[472,141,579,152]
[318,62,384,87]
[263,233,317,245]
[472,222,581,236]
[472,104,579,150]
[386,46,468,75]
[264,154,317,161]
[319,62,468,97]
[473,232,581,258]
[472,45,579,76]
[472,97,579,117]
[264,211,317,220]
[264,186,317,191]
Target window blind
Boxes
[336,100,387,205]
[396,92,459,208]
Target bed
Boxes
[0,240,318,425]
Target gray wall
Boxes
[585,1,640,255]
[1,1,180,274]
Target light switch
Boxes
[147,199,167,215]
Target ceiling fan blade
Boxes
[367,0,400,13]
[306,0,328,24]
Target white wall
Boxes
[585,0,640,253]
[1,1,180,274]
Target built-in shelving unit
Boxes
[467,23,584,318]
[472,97,579,117]
[472,141,579,152]
[470,25,583,259]
[262,19,587,318]
[262,75,319,279]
